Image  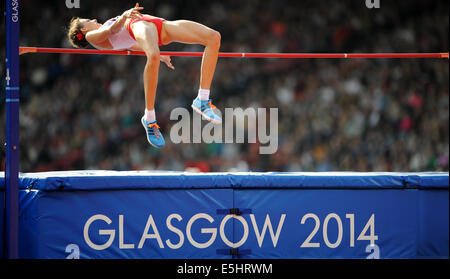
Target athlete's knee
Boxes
[207,30,221,49]
[146,51,160,64]
[212,30,221,47]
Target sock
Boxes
[145,109,156,123]
[198,89,210,101]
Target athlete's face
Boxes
[80,18,102,32]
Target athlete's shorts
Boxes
[127,15,166,46]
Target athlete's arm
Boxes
[86,4,144,46]
[128,44,143,51]
[85,27,114,47]
[128,44,174,70]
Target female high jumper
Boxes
[67,3,222,148]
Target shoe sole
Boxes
[141,118,164,149]
[191,105,222,125]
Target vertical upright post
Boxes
[5,0,20,259]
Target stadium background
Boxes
[1,0,449,173]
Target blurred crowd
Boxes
[1,0,449,172]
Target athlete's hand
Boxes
[122,3,144,20]
[160,55,175,70]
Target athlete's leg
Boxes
[131,21,160,111]
[163,20,221,90]
[131,21,165,148]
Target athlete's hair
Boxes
[67,17,89,49]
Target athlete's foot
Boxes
[141,116,165,148]
[191,97,222,124]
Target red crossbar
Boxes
[19,47,449,59]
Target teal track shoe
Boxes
[141,117,165,148]
[191,97,222,124]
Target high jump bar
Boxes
[20,47,449,59]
